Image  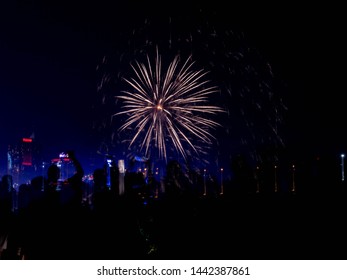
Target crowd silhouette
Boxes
[1,151,347,260]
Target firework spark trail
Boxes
[114,48,224,161]
[96,12,287,168]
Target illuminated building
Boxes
[7,137,40,185]
[51,153,73,182]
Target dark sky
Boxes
[0,1,345,175]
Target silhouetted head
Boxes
[1,175,13,192]
[31,176,45,190]
[93,168,106,187]
[47,164,60,182]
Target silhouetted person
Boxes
[22,150,87,259]
[0,175,14,215]
[0,175,19,258]
[0,175,23,259]
[230,154,256,194]
[91,168,112,213]
[90,167,147,259]
[0,213,22,259]
[164,160,192,199]
[58,150,84,209]
[147,160,198,258]
[17,183,31,212]
[21,166,60,259]
[57,150,90,259]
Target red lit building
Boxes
[7,137,40,185]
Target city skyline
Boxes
[1,1,345,178]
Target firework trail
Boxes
[113,48,224,162]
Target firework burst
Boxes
[114,48,224,162]
[96,11,287,170]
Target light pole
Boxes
[291,164,296,192]
[341,154,345,182]
[203,169,207,196]
[274,165,278,193]
[256,166,260,193]
[41,161,46,191]
[220,168,224,195]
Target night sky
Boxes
[0,1,345,176]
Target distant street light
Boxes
[291,164,296,192]
[203,169,207,196]
[274,165,278,193]
[256,166,260,193]
[220,168,224,195]
[341,154,345,182]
